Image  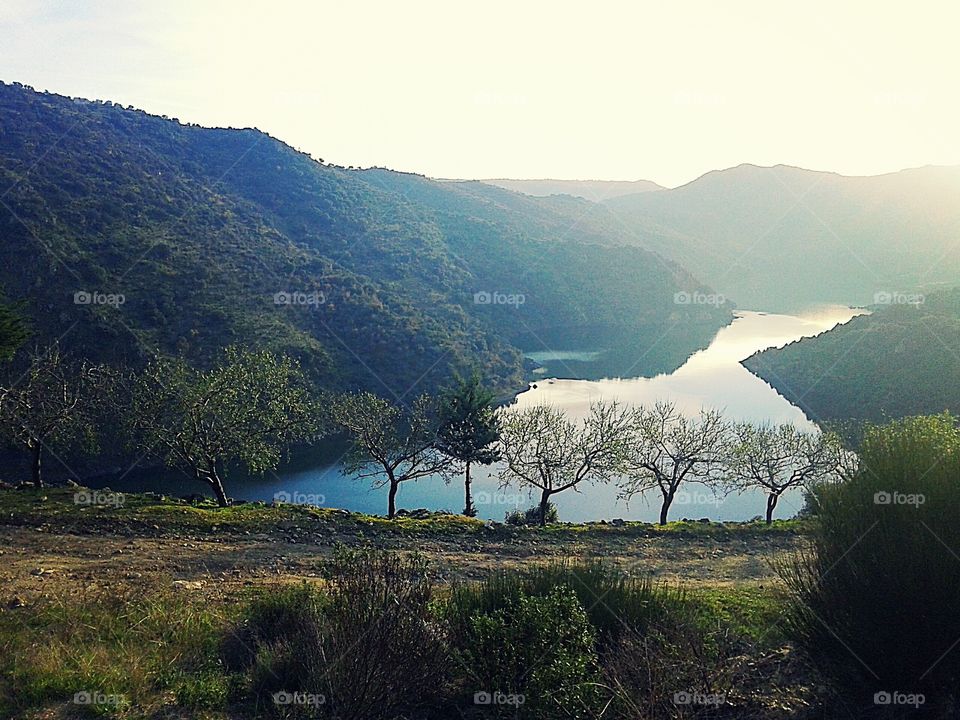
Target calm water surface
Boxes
[107,306,863,522]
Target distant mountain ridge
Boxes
[0,81,729,398]
[476,178,664,201]
[603,163,960,312]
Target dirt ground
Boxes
[0,518,800,606]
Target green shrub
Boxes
[315,548,448,720]
[226,548,448,719]
[454,586,600,718]
[449,560,681,652]
[222,583,325,676]
[505,502,558,525]
[781,414,960,717]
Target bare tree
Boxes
[726,422,841,523]
[620,401,728,525]
[334,392,452,519]
[497,401,630,526]
[0,344,96,486]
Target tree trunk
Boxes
[539,489,551,527]
[659,490,675,526]
[765,492,780,525]
[31,443,42,487]
[204,465,229,507]
[388,478,399,519]
[463,461,475,517]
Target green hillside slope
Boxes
[0,81,729,397]
[743,288,960,422]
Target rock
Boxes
[172,580,204,590]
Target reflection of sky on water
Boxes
[515,307,864,433]
[102,307,863,523]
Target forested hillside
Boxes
[0,82,729,396]
[743,288,960,423]
[478,178,664,200]
[604,163,960,311]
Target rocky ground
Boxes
[0,486,804,607]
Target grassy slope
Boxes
[0,486,801,719]
[0,486,806,540]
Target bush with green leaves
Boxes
[449,562,757,718]
[449,560,682,652]
[781,414,960,717]
[452,585,600,718]
[221,584,326,679]
[505,502,559,525]
[315,548,448,720]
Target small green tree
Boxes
[334,392,452,519]
[0,344,96,486]
[434,372,501,516]
[498,402,629,527]
[126,347,322,506]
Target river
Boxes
[103,306,862,522]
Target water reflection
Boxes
[101,306,863,523]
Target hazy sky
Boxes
[1,1,957,187]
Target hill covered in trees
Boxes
[603,163,960,312]
[476,178,664,201]
[743,288,960,423]
[0,81,729,396]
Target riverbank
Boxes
[1,485,804,593]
